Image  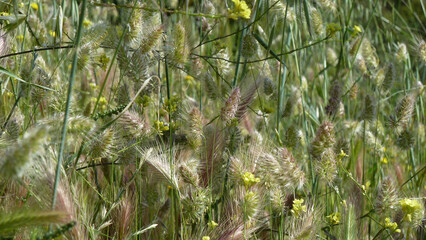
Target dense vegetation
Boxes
[0,0,425,239]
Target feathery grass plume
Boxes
[0,126,47,179]
[381,63,395,92]
[285,126,303,151]
[361,38,379,69]
[349,36,362,56]
[325,80,343,116]
[241,34,258,59]
[139,25,163,55]
[287,203,318,239]
[221,88,241,123]
[77,24,109,70]
[4,118,20,141]
[117,111,150,139]
[389,94,416,130]
[257,148,305,190]
[199,125,226,187]
[172,22,189,65]
[311,121,335,157]
[282,87,299,118]
[88,128,115,159]
[272,1,296,22]
[181,189,209,224]
[214,48,231,77]
[363,94,376,121]
[185,107,205,149]
[374,177,398,216]
[235,78,262,120]
[110,197,134,240]
[124,7,143,47]
[178,164,199,186]
[355,56,368,75]
[396,128,415,150]
[327,48,338,66]
[226,125,243,154]
[203,70,219,100]
[311,8,324,35]
[142,147,179,190]
[280,148,306,189]
[0,210,67,234]
[350,82,358,100]
[417,39,426,63]
[395,43,409,62]
[315,0,337,12]
[310,121,337,182]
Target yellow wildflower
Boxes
[399,198,423,223]
[154,120,169,135]
[384,218,400,233]
[381,157,388,164]
[16,35,24,42]
[202,237,210,240]
[242,172,260,188]
[83,19,93,29]
[291,198,307,218]
[327,212,341,225]
[30,3,39,11]
[49,30,56,37]
[326,23,341,37]
[208,220,218,229]
[0,12,10,16]
[228,0,251,20]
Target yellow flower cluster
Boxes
[291,198,307,218]
[30,3,39,11]
[242,172,260,188]
[202,236,210,240]
[326,23,341,37]
[326,212,341,225]
[399,198,422,222]
[208,220,218,229]
[228,0,251,20]
[154,120,169,135]
[384,218,401,233]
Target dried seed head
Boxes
[326,48,338,66]
[389,94,416,129]
[395,43,409,62]
[221,88,241,123]
[0,127,48,178]
[361,38,379,69]
[263,77,274,96]
[325,80,343,117]
[187,108,204,149]
[418,39,426,63]
[311,8,324,35]
[173,22,188,65]
[311,121,335,160]
[204,71,218,100]
[396,128,415,150]
[89,128,115,159]
[241,34,258,59]
[375,177,398,216]
[381,63,395,92]
[363,94,376,121]
[315,0,337,12]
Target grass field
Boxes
[0,0,425,239]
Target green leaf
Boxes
[0,66,55,91]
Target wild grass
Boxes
[0,0,425,239]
